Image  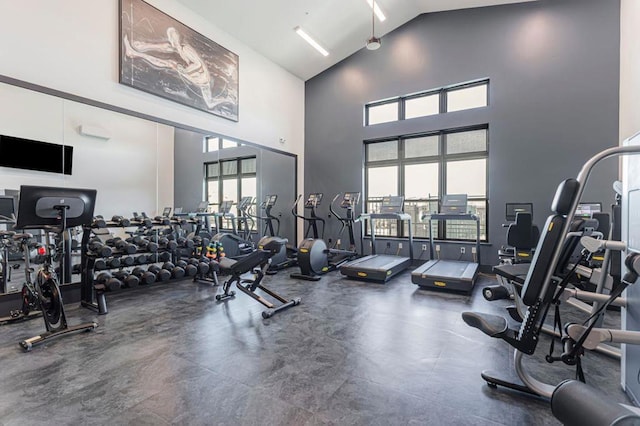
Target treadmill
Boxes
[340,195,413,282]
[411,194,480,292]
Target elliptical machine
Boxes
[251,195,297,271]
[210,198,255,259]
[290,192,360,281]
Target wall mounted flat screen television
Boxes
[0,135,73,175]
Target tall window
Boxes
[364,126,488,241]
[205,156,257,230]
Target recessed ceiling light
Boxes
[366,0,386,22]
[294,26,329,57]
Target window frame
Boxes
[364,79,489,126]
[364,125,489,242]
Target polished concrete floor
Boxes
[0,269,627,425]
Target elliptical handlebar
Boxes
[292,194,325,239]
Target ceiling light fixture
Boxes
[365,0,386,22]
[295,26,329,57]
[366,0,381,50]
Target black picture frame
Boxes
[119,0,239,121]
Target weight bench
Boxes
[216,236,301,318]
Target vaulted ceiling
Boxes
[175,0,538,81]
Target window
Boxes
[446,84,488,113]
[367,101,399,125]
[364,126,488,241]
[204,136,243,152]
[364,80,489,126]
[204,156,257,231]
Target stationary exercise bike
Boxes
[290,192,360,281]
[14,185,98,351]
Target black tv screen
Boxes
[0,135,73,175]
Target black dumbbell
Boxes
[108,258,121,269]
[162,261,185,279]
[176,237,195,249]
[131,266,156,285]
[131,213,152,228]
[120,256,135,267]
[129,236,159,252]
[190,257,210,275]
[94,259,108,270]
[92,216,107,228]
[113,271,140,288]
[95,272,122,291]
[134,253,149,264]
[111,215,131,227]
[88,240,112,257]
[153,216,171,226]
[177,260,197,277]
[148,264,171,281]
[106,237,137,255]
[158,237,178,251]
[156,251,171,262]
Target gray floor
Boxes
[0,269,627,425]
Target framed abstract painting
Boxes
[120,0,239,121]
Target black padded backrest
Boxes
[506,212,535,250]
[554,218,598,275]
[592,212,611,239]
[521,214,566,306]
[552,179,580,215]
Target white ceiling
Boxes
[175,0,538,81]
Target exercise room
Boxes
[0,0,639,424]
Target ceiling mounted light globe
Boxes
[366,36,381,50]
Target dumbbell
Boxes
[157,237,178,251]
[94,258,108,271]
[92,216,107,228]
[153,216,171,226]
[94,272,122,292]
[156,251,171,262]
[88,240,112,257]
[176,237,195,249]
[113,270,140,288]
[111,215,131,227]
[128,236,159,252]
[177,259,197,277]
[131,266,156,285]
[131,214,152,228]
[108,258,121,269]
[119,256,135,267]
[189,257,211,275]
[162,261,185,279]
[134,253,149,264]
[148,264,171,281]
[106,237,137,255]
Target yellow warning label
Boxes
[300,248,308,253]
[357,272,367,277]
[434,281,447,287]
[322,267,329,272]
[548,222,554,232]
[517,252,530,257]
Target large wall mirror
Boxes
[0,78,296,294]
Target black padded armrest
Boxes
[462,312,508,337]
[552,380,640,426]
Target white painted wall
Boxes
[0,0,304,226]
[0,82,173,218]
[620,0,640,143]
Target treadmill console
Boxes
[379,196,405,214]
[305,193,323,208]
[505,202,532,222]
[341,192,360,209]
[162,207,172,217]
[196,201,209,213]
[440,194,468,214]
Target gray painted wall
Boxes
[304,0,621,267]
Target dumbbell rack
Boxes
[79,216,198,315]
